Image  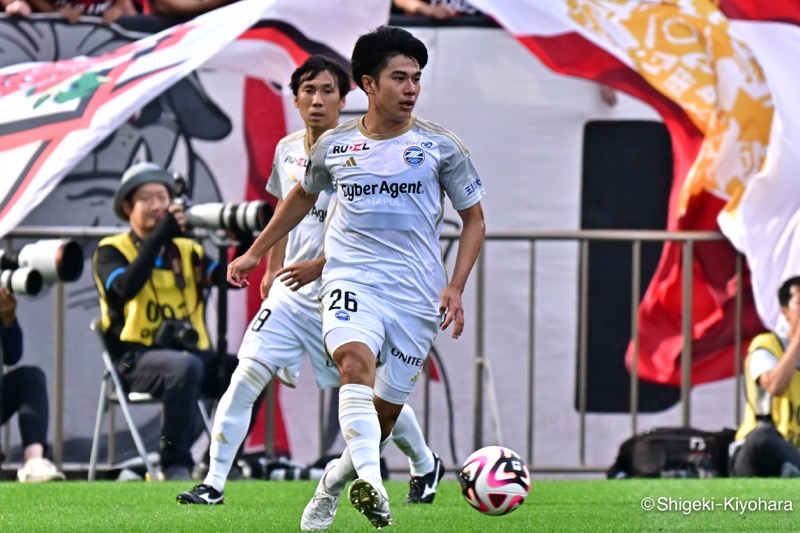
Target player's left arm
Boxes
[440,201,485,338]
[276,256,326,292]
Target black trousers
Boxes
[117,348,238,470]
[730,423,800,477]
[0,365,49,450]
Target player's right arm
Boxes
[228,185,318,288]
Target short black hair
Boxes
[779,276,800,307]
[351,26,428,91]
[290,55,351,98]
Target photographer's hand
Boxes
[0,288,17,327]
[167,203,186,233]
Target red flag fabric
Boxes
[719,0,800,24]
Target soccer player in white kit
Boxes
[227,27,486,530]
[178,55,444,508]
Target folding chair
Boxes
[87,319,213,481]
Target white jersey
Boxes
[266,129,332,307]
[303,116,485,312]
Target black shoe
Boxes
[176,484,225,505]
[405,452,445,504]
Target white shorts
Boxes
[320,280,439,399]
[237,285,339,389]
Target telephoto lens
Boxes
[184,201,273,235]
[0,239,84,284]
[0,267,43,296]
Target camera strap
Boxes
[146,242,195,322]
[164,242,186,290]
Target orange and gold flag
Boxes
[472,0,800,384]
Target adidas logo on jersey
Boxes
[343,156,358,168]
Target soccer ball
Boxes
[459,445,530,516]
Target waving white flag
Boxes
[0,0,390,239]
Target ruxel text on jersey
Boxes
[284,154,309,168]
[332,142,370,154]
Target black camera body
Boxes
[154,319,199,351]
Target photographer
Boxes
[0,288,65,482]
[730,275,800,477]
[92,162,238,481]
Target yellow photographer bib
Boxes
[95,233,210,350]
[736,332,800,447]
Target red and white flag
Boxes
[470,0,800,385]
[0,0,390,240]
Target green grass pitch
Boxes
[0,478,797,532]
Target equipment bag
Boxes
[607,426,737,479]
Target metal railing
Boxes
[3,226,744,472]
[439,229,742,470]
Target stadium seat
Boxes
[87,319,212,481]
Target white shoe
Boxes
[17,458,66,482]
[349,477,392,530]
[301,459,341,531]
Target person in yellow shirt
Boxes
[730,275,800,477]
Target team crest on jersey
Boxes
[403,146,425,166]
[335,310,350,321]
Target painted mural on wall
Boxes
[0,17,235,463]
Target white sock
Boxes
[204,359,271,491]
[324,448,355,494]
[391,403,434,476]
[324,433,391,494]
[338,383,382,483]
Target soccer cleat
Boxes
[17,458,65,482]
[349,478,393,530]
[406,452,445,504]
[301,459,342,531]
[176,484,224,505]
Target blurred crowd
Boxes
[0,0,483,30]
